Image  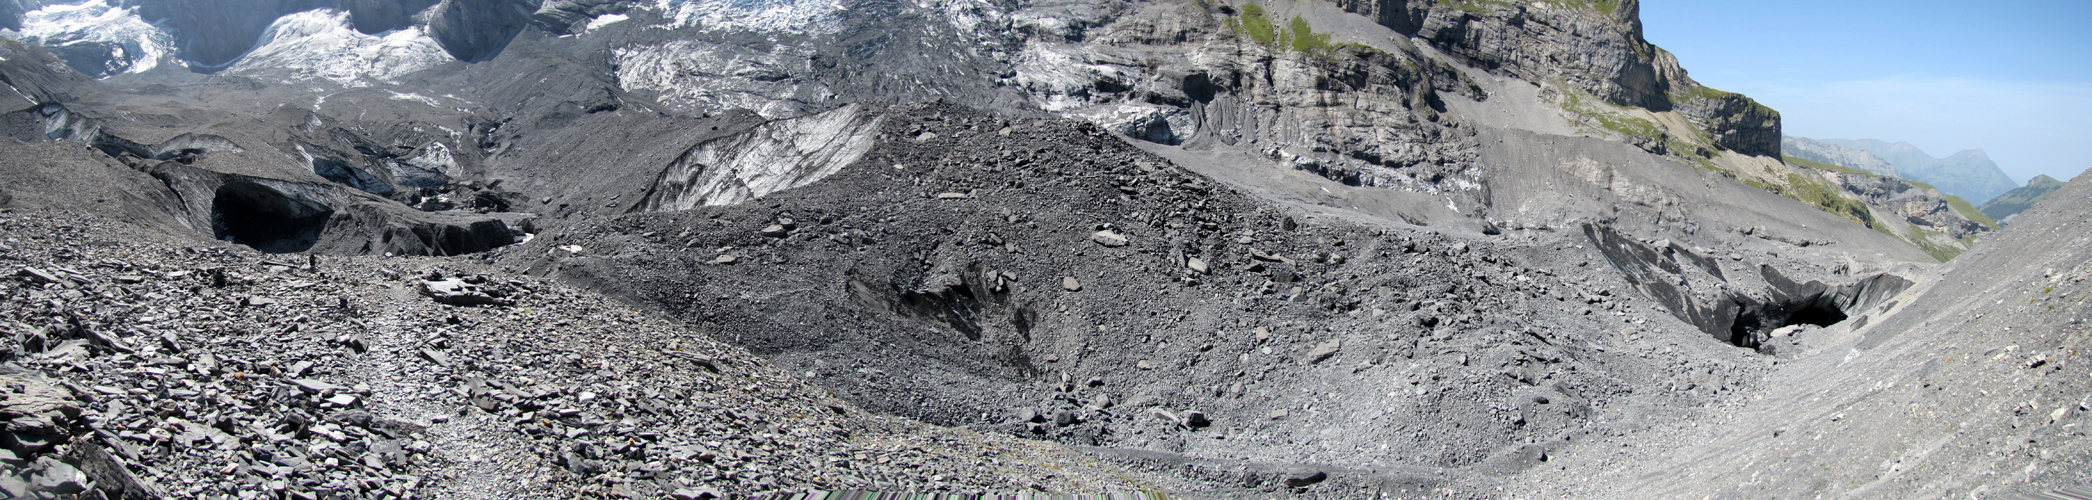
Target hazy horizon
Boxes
[1643,0,2092,186]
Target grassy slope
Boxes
[1978,175,2065,222]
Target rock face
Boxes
[346,0,439,34]
[428,0,539,61]
[1822,171,1991,239]
[1002,1,1490,207]
[1783,136,1900,178]
[1349,0,1780,157]
[131,0,289,68]
[1979,174,2065,223]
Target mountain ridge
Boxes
[1815,137,2018,204]
[1979,173,2067,223]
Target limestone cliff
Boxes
[1336,0,1780,158]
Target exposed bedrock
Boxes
[428,0,540,62]
[1825,171,1991,239]
[1584,224,1911,349]
[1016,22,1488,208]
[1338,0,1780,157]
[345,0,439,34]
[130,0,300,68]
[528,0,628,34]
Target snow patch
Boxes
[2,0,176,77]
[649,0,844,33]
[385,90,443,107]
[583,13,629,32]
[227,9,450,86]
[640,103,883,210]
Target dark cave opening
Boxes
[1726,293,1852,350]
[1783,298,1850,329]
[210,182,333,253]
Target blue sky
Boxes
[1640,1,2092,184]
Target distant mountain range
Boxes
[1979,175,2066,223]
[1794,137,2019,204]
[1782,137,1900,178]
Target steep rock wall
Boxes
[1339,0,1780,158]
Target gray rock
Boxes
[193,352,220,374]
[1282,468,1327,488]
[1303,338,1342,365]
[1182,411,1208,427]
[1016,408,1040,423]
[421,348,452,367]
[289,379,345,394]
[30,457,85,494]
[419,279,509,306]
[1090,230,1129,247]
[1186,257,1209,274]
[1061,277,1082,292]
[0,474,26,499]
[671,487,723,500]
[760,225,790,238]
[1053,410,1075,427]
[79,326,134,353]
[15,267,59,285]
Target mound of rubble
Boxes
[0,210,1157,498]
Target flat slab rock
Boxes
[419,279,510,306]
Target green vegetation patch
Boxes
[1906,226,1964,262]
[1565,0,1621,15]
[1783,155,1876,177]
[1944,194,1998,229]
[1672,83,1738,102]
[1780,173,1872,225]
[1561,91,1663,141]
[1237,3,1277,46]
[1285,15,1332,54]
[1442,0,1513,14]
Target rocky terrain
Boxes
[1518,168,2092,499]
[0,209,1160,498]
[0,0,2082,498]
[1982,174,2067,223]
[1781,157,1998,261]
